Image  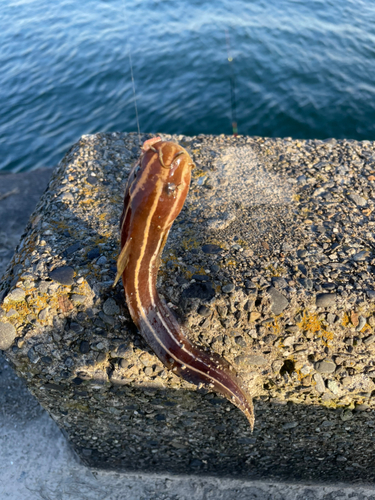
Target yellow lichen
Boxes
[268,317,282,336]
[342,313,350,328]
[181,236,200,251]
[236,239,249,249]
[79,198,95,206]
[192,168,206,180]
[265,264,287,277]
[297,311,334,347]
[1,279,91,327]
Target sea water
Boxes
[1,0,375,172]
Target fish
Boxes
[114,137,254,429]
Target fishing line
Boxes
[122,0,141,147]
[225,29,238,136]
[128,49,141,148]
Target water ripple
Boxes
[2,0,375,171]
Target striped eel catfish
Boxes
[114,137,254,429]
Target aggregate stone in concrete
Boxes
[315,360,336,374]
[0,321,16,350]
[313,373,326,393]
[3,287,25,303]
[267,286,289,315]
[316,293,337,307]
[49,265,75,285]
[2,132,375,482]
[103,298,120,316]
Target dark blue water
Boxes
[2,0,375,172]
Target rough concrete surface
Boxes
[3,133,375,479]
[3,352,375,499]
[2,160,375,498]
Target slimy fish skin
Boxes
[115,137,254,429]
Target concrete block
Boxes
[1,132,375,481]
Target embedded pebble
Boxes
[117,344,130,357]
[27,347,40,364]
[197,305,211,317]
[87,175,98,185]
[283,336,295,347]
[327,380,340,394]
[326,312,337,325]
[64,357,74,367]
[355,404,370,411]
[235,336,247,347]
[97,256,107,266]
[206,212,236,230]
[79,341,90,354]
[103,298,120,316]
[144,366,153,376]
[201,244,223,254]
[356,316,366,332]
[352,251,369,262]
[341,410,353,422]
[267,287,289,315]
[87,248,100,260]
[282,421,298,430]
[99,311,115,325]
[316,293,336,308]
[0,321,16,350]
[272,277,288,289]
[96,352,106,363]
[364,335,375,345]
[348,193,367,207]
[235,354,268,366]
[3,288,25,303]
[60,192,74,202]
[313,187,326,197]
[300,364,311,375]
[250,311,261,322]
[313,373,325,393]
[65,243,81,255]
[71,294,86,304]
[315,360,336,374]
[49,266,74,286]
[38,308,49,320]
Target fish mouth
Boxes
[141,137,162,151]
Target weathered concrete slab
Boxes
[1,133,375,481]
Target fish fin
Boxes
[112,241,131,287]
[155,229,170,272]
